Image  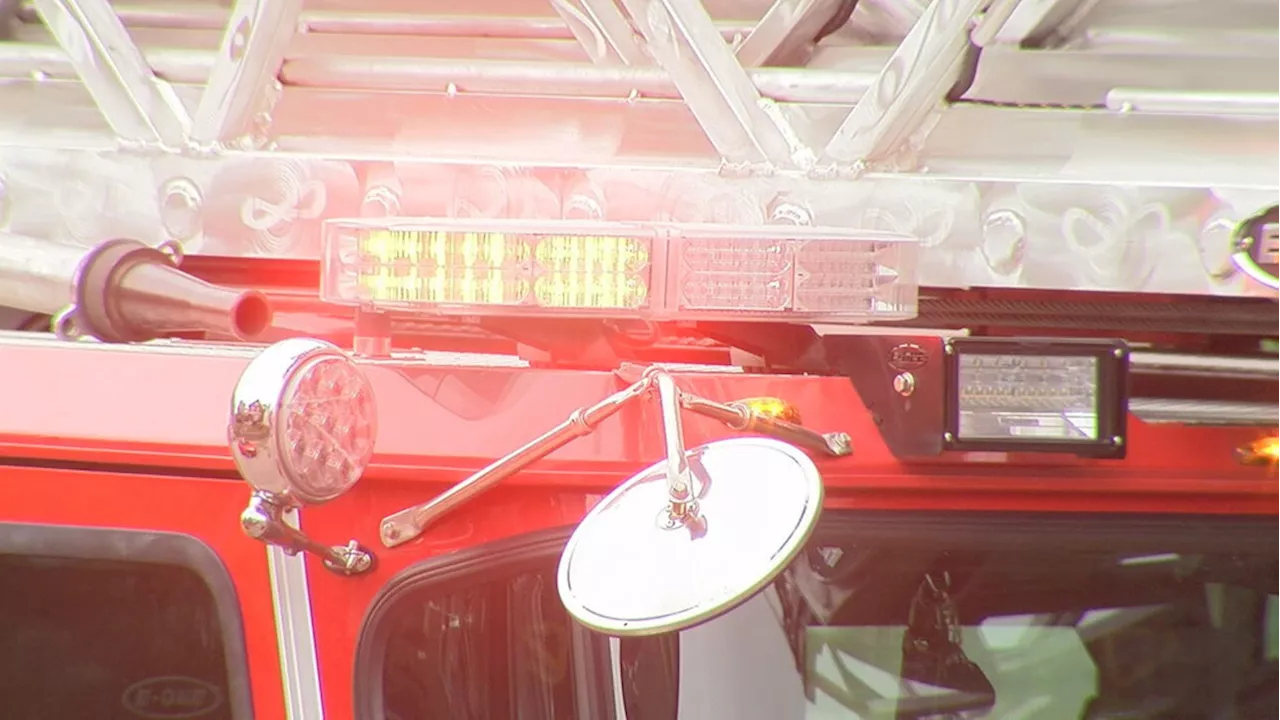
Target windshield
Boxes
[672,513,1277,720]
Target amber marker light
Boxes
[1237,435,1279,467]
[737,397,803,425]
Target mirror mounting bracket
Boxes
[379,366,854,549]
[241,491,377,577]
[653,370,703,534]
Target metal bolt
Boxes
[350,552,373,574]
[656,509,681,531]
[229,18,251,61]
[1111,435,1124,446]
[893,372,916,397]
[159,176,202,241]
[241,514,268,538]
[381,521,399,541]
[825,432,853,455]
[943,432,955,443]
[768,197,813,226]
[1113,347,1125,358]
[943,342,954,355]
[341,541,374,574]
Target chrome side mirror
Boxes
[375,363,847,619]
[558,435,824,636]
[229,337,379,576]
[554,370,831,636]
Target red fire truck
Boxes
[0,0,1276,718]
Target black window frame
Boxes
[354,525,617,720]
[0,521,256,718]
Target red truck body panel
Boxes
[1,336,1275,715]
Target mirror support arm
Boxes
[654,371,697,522]
[240,492,376,576]
[680,394,853,458]
[379,367,854,549]
[379,373,656,548]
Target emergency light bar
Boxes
[320,218,919,323]
[942,338,1129,459]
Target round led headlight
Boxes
[229,337,378,504]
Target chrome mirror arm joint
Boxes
[240,491,376,577]
[652,369,701,530]
[680,392,853,458]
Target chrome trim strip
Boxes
[266,509,326,720]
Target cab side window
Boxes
[381,570,582,718]
[357,528,616,720]
[0,524,253,720]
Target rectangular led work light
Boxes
[942,338,1129,458]
[320,218,919,323]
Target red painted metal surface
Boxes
[2,333,1276,716]
[0,335,1274,505]
[0,465,286,719]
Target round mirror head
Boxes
[558,436,823,637]
[229,337,378,504]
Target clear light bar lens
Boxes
[334,229,650,310]
[956,354,1100,441]
[322,219,918,322]
[675,233,910,315]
